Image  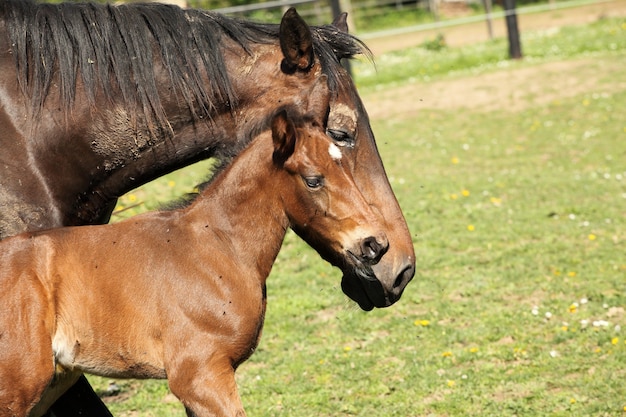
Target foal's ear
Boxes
[272,110,297,165]
[279,8,314,73]
[332,12,349,33]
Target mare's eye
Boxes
[326,129,354,147]
[303,176,324,190]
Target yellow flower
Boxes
[442,351,453,358]
[588,234,597,241]
[469,347,479,353]
[567,271,576,277]
[414,319,430,327]
[447,380,455,387]
[451,156,460,164]
[569,304,577,313]
[450,194,458,200]
[127,194,137,202]
[570,398,576,404]
[612,337,619,345]
[168,180,176,188]
[561,326,568,332]
[467,224,475,232]
[461,189,470,197]
[343,346,352,352]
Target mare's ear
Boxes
[272,110,297,165]
[279,8,314,73]
[332,12,349,33]
[306,75,330,124]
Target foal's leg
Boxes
[168,358,246,417]
[28,370,82,417]
[0,280,55,416]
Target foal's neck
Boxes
[183,132,288,279]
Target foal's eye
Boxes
[326,129,354,147]
[303,176,324,190]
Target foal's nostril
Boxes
[360,236,388,264]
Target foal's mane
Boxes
[164,105,317,211]
[1,0,369,134]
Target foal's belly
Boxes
[52,326,167,379]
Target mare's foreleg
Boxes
[168,357,246,417]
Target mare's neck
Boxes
[183,132,289,279]
[69,40,284,227]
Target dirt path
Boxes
[361,55,626,119]
[358,0,626,119]
[361,0,626,56]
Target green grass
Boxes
[88,17,626,416]
[353,17,626,88]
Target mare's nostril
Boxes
[394,263,415,289]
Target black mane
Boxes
[1,0,369,134]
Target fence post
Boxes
[503,0,522,59]
[482,0,494,40]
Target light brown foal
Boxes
[0,77,389,417]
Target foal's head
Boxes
[270,77,389,286]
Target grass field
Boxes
[89,17,626,416]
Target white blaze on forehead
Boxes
[328,142,342,161]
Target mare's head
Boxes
[275,12,416,310]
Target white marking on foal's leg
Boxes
[52,331,77,367]
[328,143,342,161]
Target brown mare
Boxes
[0,77,388,417]
[0,1,415,415]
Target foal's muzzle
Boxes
[341,232,415,311]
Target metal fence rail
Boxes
[213,0,318,14]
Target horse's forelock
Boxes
[310,25,372,93]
